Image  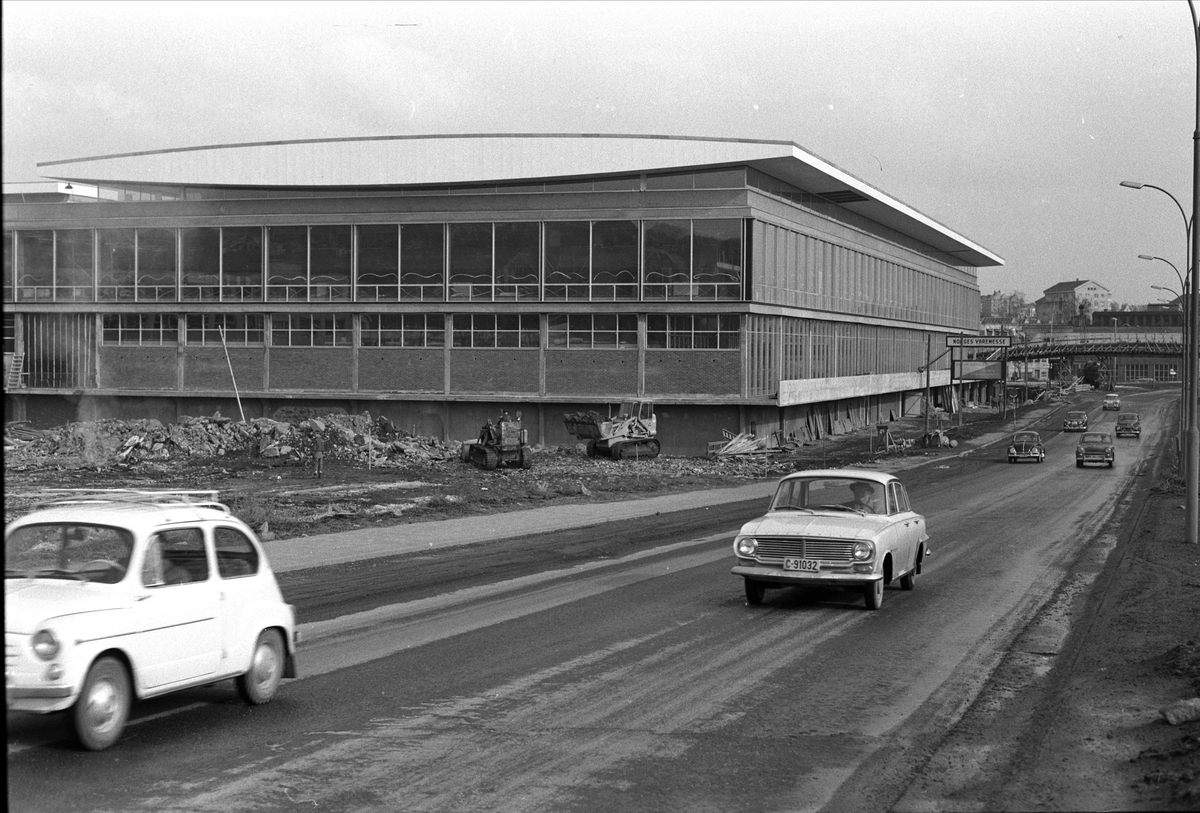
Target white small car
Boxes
[5,490,298,750]
[731,470,930,610]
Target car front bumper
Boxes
[731,563,881,588]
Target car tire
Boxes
[744,579,765,606]
[1108,460,1114,468]
[900,567,916,591]
[72,656,132,751]
[864,579,884,610]
[1076,461,1083,468]
[237,629,284,705]
[1008,457,1015,463]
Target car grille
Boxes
[752,537,856,562]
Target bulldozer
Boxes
[563,400,660,460]
[460,411,533,470]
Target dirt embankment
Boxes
[5,406,982,540]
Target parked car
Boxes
[1115,412,1142,438]
[731,470,930,611]
[1063,411,1089,432]
[5,489,299,751]
[1076,433,1115,468]
[1007,430,1046,463]
[1103,392,1121,411]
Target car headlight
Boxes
[32,629,60,661]
[1008,447,1016,455]
[853,541,874,561]
[736,537,757,556]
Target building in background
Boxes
[1034,280,1112,326]
[2,134,1002,454]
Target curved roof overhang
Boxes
[37,133,1003,267]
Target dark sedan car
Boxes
[1115,412,1141,438]
[1076,432,1115,468]
[1007,431,1045,463]
[1063,411,1089,432]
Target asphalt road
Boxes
[7,391,1174,813]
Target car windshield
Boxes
[5,524,134,584]
[1068,412,1086,419]
[1014,432,1039,442]
[771,477,885,515]
[1080,434,1108,444]
[1118,413,1139,422]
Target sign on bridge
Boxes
[946,335,1013,348]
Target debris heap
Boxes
[3,413,454,471]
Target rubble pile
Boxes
[3,413,456,471]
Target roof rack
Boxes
[34,489,231,514]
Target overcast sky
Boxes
[3,0,1195,308]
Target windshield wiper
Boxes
[817,505,865,514]
[771,505,814,513]
[24,568,87,581]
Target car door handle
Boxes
[134,593,151,601]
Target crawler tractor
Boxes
[563,400,660,460]
[461,411,533,470]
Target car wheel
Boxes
[1108,460,1114,468]
[900,567,916,591]
[864,579,884,610]
[1076,461,1083,468]
[744,579,765,606]
[72,656,132,751]
[1008,457,1016,463]
[237,629,284,705]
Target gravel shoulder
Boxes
[894,441,1200,811]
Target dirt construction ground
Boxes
[5,402,1199,808]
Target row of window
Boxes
[1119,363,1180,382]
[101,313,742,350]
[3,219,744,304]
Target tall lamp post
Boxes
[1141,257,1190,441]
[1120,160,1199,542]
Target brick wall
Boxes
[269,348,353,390]
[450,350,539,394]
[360,349,445,392]
[545,350,639,396]
[644,351,740,395]
[182,347,266,391]
[97,347,177,390]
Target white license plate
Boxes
[783,558,820,572]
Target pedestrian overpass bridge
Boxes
[988,332,1185,362]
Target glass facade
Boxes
[4,218,745,304]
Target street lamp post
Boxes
[1142,260,1190,446]
[1120,176,1199,542]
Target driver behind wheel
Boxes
[843,482,881,514]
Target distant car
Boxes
[1063,411,1089,432]
[5,489,299,751]
[1076,432,1115,468]
[731,469,930,611]
[1102,393,1120,411]
[1007,431,1046,463]
[1115,412,1141,438]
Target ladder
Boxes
[6,352,25,389]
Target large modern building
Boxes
[2,134,1003,455]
